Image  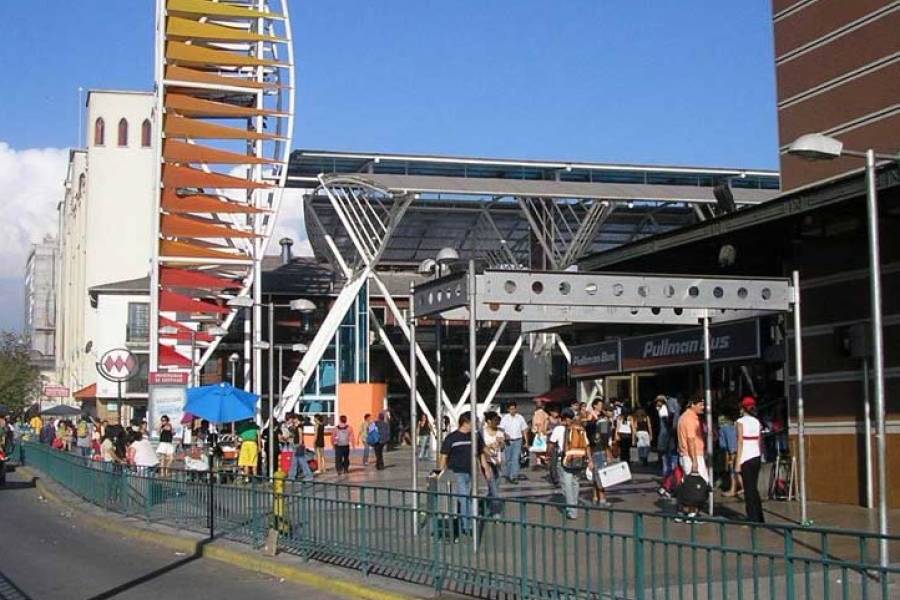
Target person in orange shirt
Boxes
[677,397,707,519]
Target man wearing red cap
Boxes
[736,396,765,523]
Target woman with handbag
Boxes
[614,407,634,466]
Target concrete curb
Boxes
[19,466,415,600]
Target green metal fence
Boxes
[19,442,898,599]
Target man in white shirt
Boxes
[499,402,529,484]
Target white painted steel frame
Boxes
[149,0,295,385]
[413,266,803,520]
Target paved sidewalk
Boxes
[313,446,900,533]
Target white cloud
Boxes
[269,188,313,256]
[0,142,69,279]
[0,142,68,332]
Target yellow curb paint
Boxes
[20,467,412,600]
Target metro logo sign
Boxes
[96,348,139,383]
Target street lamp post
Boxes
[228,296,316,478]
[228,353,240,386]
[434,247,458,449]
[788,133,895,567]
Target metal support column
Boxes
[864,150,889,567]
[268,302,275,478]
[468,260,479,552]
[409,284,419,517]
[278,346,284,422]
[244,311,252,393]
[793,270,808,525]
[863,357,874,509]
[435,320,443,451]
[702,315,714,515]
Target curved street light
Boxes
[788,132,895,566]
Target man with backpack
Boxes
[76,415,93,458]
[370,412,390,470]
[549,408,592,519]
[331,414,355,475]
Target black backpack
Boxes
[590,419,611,448]
[678,473,710,506]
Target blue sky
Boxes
[3,0,779,168]
[0,1,779,331]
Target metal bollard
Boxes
[264,470,287,556]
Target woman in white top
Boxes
[481,411,506,517]
[128,431,160,474]
[736,396,764,523]
[614,407,634,466]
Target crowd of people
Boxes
[432,393,769,528]
[16,388,773,528]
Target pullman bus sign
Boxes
[571,319,761,377]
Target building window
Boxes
[141,119,152,147]
[117,118,129,147]
[94,118,105,145]
[126,354,150,395]
[126,302,149,342]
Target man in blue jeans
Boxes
[287,414,313,482]
[499,402,529,484]
[438,412,483,537]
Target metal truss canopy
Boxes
[329,173,779,205]
[412,269,794,325]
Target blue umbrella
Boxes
[184,382,258,424]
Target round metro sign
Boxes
[97,348,139,382]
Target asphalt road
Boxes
[0,469,345,600]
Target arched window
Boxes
[141,119,152,147]
[117,118,129,147]
[94,118,105,145]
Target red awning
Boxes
[159,344,192,368]
[73,383,97,399]
[160,289,230,315]
[534,385,576,405]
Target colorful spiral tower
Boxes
[149,0,294,390]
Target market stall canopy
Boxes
[42,404,82,417]
[184,382,258,424]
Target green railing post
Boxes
[251,476,259,548]
[145,471,152,523]
[519,501,529,599]
[359,487,369,576]
[634,512,646,600]
[121,468,130,516]
[784,528,795,599]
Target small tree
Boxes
[0,332,42,416]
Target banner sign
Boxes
[149,372,189,386]
[148,386,186,440]
[148,372,187,439]
[570,340,621,378]
[43,385,70,397]
[571,319,760,377]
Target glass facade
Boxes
[126,302,149,343]
[295,282,368,423]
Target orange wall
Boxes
[300,383,386,450]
